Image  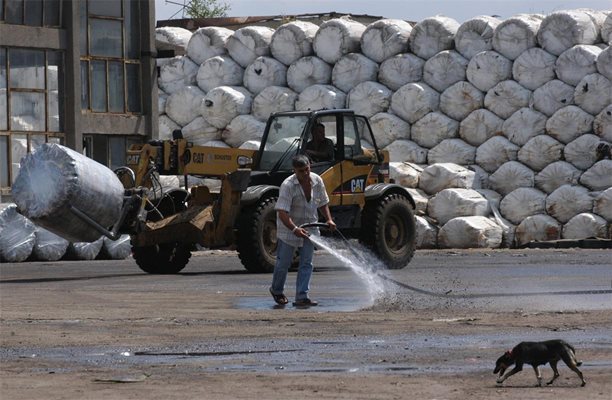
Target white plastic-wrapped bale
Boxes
[270,21,318,66]
[32,225,69,261]
[500,187,547,224]
[428,188,489,225]
[98,235,132,260]
[418,163,478,195]
[438,216,503,248]
[221,115,266,148]
[157,175,180,191]
[158,91,168,115]
[459,109,503,146]
[159,115,180,140]
[593,188,612,221]
[422,50,469,92]
[564,134,604,170]
[158,56,199,94]
[488,161,535,196]
[562,212,608,239]
[427,139,476,165]
[555,45,602,86]
[476,188,503,209]
[384,140,427,164]
[181,117,221,145]
[295,84,346,111]
[579,160,612,191]
[196,55,244,93]
[484,80,531,119]
[0,203,36,262]
[465,51,513,92]
[515,214,562,246]
[537,10,600,56]
[415,216,438,249]
[252,86,297,122]
[475,136,520,173]
[502,107,547,146]
[518,135,564,171]
[239,140,261,150]
[12,144,124,243]
[155,27,191,54]
[535,161,582,194]
[243,56,288,95]
[574,73,612,115]
[65,237,104,261]
[594,105,612,141]
[378,53,425,91]
[347,82,392,118]
[331,53,379,93]
[405,187,429,214]
[313,17,366,64]
[545,105,594,144]
[360,19,412,63]
[201,140,230,148]
[390,83,440,124]
[409,16,460,60]
[582,9,610,40]
[200,86,253,129]
[546,184,593,223]
[492,14,542,60]
[186,26,233,65]
[512,48,557,90]
[368,112,410,148]
[389,162,421,188]
[164,86,205,127]
[454,15,500,59]
[440,81,484,121]
[286,56,332,93]
[602,12,612,44]
[226,26,275,68]
[531,79,575,117]
[596,46,612,81]
[411,112,458,149]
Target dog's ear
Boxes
[505,350,512,356]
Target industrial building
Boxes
[0,0,158,201]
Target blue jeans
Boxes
[270,238,314,301]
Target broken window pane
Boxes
[10,92,45,131]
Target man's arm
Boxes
[319,204,336,231]
[278,209,309,238]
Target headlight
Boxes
[237,155,253,167]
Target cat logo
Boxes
[350,178,365,193]
[126,154,140,165]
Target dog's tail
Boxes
[563,342,582,366]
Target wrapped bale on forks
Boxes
[12,143,125,243]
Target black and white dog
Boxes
[494,340,586,387]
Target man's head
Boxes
[292,154,311,181]
[312,123,325,141]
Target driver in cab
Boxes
[305,123,334,163]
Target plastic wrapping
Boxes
[155,27,191,54]
[409,16,460,60]
[384,140,427,164]
[518,135,564,171]
[537,10,599,55]
[562,213,608,239]
[500,187,547,225]
[440,81,484,121]
[531,79,575,117]
[226,26,275,68]
[411,112,459,149]
[419,163,478,195]
[200,86,253,129]
[534,161,581,194]
[489,161,535,196]
[158,56,199,94]
[389,162,421,188]
[32,226,69,261]
[484,80,532,119]
[368,112,410,148]
[564,134,603,170]
[243,56,287,95]
[186,26,232,65]
[12,143,124,243]
[545,105,594,144]
[98,235,132,260]
[252,86,297,122]
[427,139,476,165]
[475,136,520,173]
[438,216,503,248]
[405,187,430,214]
[221,115,266,148]
[347,82,392,119]
[159,115,181,139]
[579,160,612,191]
[594,105,612,142]
[286,56,332,93]
[331,53,379,94]
[423,50,469,92]
[492,14,542,60]
[593,188,612,221]
[360,19,412,63]
[428,188,489,225]
[196,55,244,93]
[0,203,36,262]
[313,18,366,64]
[415,216,438,249]
[295,84,346,111]
[390,83,440,124]
[555,45,601,86]
[573,73,612,115]
[378,53,424,91]
[459,109,503,146]
[502,108,547,146]
[165,86,205,126]
[515,214,562,246]
[596,46,612,81]
[270,21,318,66]
[181,117,222,145]
[545,184,593,223]
[466,50,513,92]
[454,16,500,59]
[512,48,557,90]
[65,237,104,261]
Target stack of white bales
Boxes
[156,10,612,249]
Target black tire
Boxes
[132,242,192,274]
[236,197,278,273]
[360,193,416,269]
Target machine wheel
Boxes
[236,197,278,273]
[360,193,416,269]
[132,242,192,274]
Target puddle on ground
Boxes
[235,296,372,311]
